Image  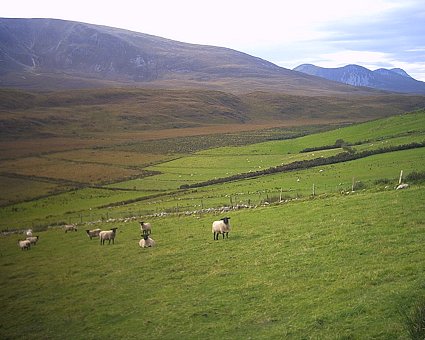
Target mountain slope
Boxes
[0,18,379,95]
[293,64,425,94]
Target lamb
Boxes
[18,239,31,250]
[86,228,102,240]
[25,229,33,237]
[64,224,77,233]
[26,236,39,245]
[139,234,155,248]
[99,227,118,245]
[139,221,152,236]
[212,217,231,240]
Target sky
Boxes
[2,0,425,81]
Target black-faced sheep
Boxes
[99,227,118,245]
[212,217,231,240]
[18,239,31,250]
[139,221,152,236]
[86,228,101,240]
[64,224,77,233]
[139,234,155,248]
[26,236,39,245]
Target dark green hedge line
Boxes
[300,139,365,153]
[180,141,425,189]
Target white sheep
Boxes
[212,217,231,240]
[26,236,39,245]
[139,221,152,236]
[64,224,77,233]
[99,227,118,245]
[396,183,409,190]
[18,239,31,250]
[86,228,102,240]
[25,229,33,237]
[139,235,155,248]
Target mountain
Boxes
[0,18,379,95]
[293,64,425,94]
[390,68,412,78]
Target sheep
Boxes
[139,221,152,236]
[18,239,31,250]
[26,236,39,245]
[25,229,33,237]
[139,234,155,248]
[86,228,102,240]
[212,217,231,240]
[396,183,409,190]
[64,224,77,233]
[99,227,118,245]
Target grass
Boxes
[1,110,425,229]
[403,299,425,339]
[1,187,424,339]
[2,145,423,230]
[1,106,425,338]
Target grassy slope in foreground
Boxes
[0,187,424,339]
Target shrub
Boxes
[353,181,367,190]
[374,178,393,185]
[405,171,425,183]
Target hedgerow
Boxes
[181,141,425,189]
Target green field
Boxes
[1,110,425,229]
[1,187,424,339]
[1,109,425,339]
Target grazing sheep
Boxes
[86,228,102,240]
[396,183,409,190]
[212,217,231,240]
[18,239,31,250]
[139,221,152,236]
[139,234,155,248]
[99,227,118,245]
[26,229,33,237]
[64,224,77,233]
[26,236,39,245]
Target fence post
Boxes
[399,170,403,184]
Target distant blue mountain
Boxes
[293,64,425,94]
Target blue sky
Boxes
[2,0,425,80]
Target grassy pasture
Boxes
[45,150,179,167]
[2,145,423,231]
[1,108,425,338]
[1,187,424,339]
[109,147,425,218]
[0,187,161,229]
[1,110,424,229]
[0,175,70,206]
[0,124,332,204]
[198,109,425,156]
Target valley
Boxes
[1,17,425,340]
[1,110,424,339]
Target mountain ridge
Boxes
[0,18,384,95]
[293,64,425,94]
